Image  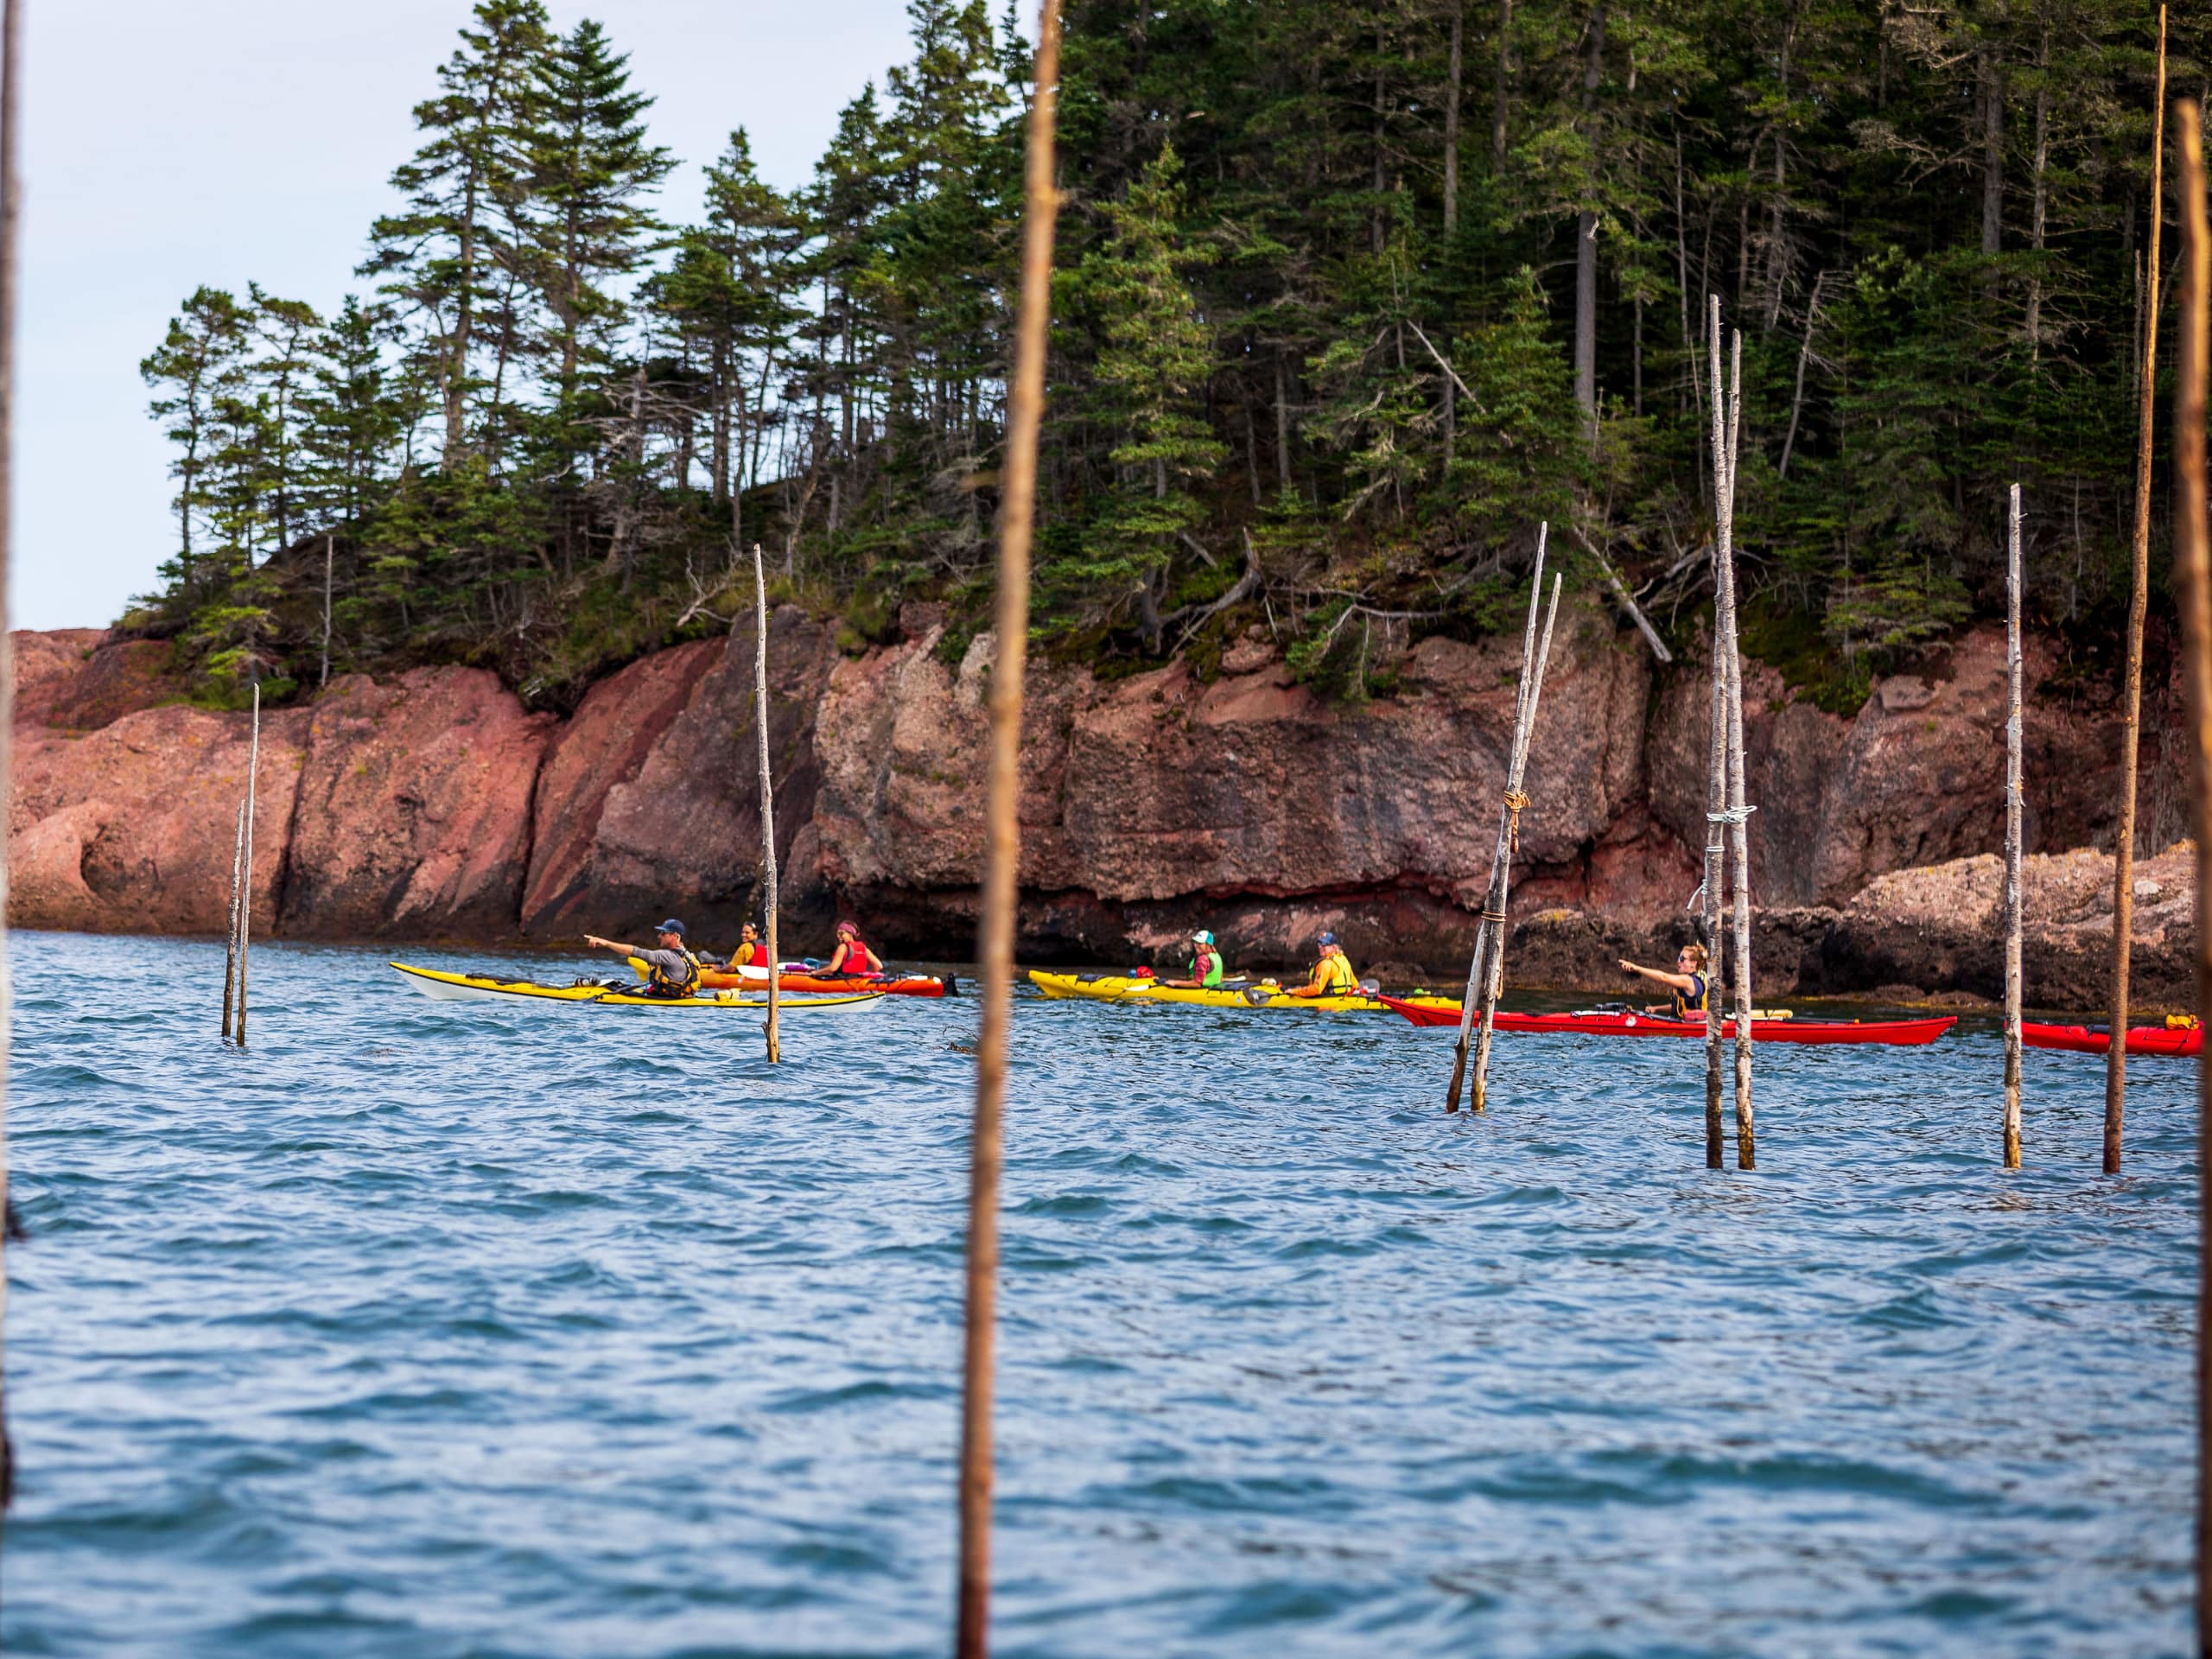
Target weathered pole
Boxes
[1446,530,1548,1113]
[752,543,780,1063]
[2004,482,2025,1169]
[320,532,334,690]
[1468,569,1563,1113]
[957,3,1060,1653]
[2108,6,2168,1176]
[1707,297,1756,1168]
[1700,294,1742,1171]
[221,799,245,1039]
[2162,95,2205,1659]
[1700,660,1726,1169]
[233,683,260,1046]
[0,0,22,1523]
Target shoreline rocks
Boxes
[6,619,2190,1010]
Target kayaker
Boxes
[1618,944,1709,1020]
[823,920,884,977]
[1162,929,1226,988]
[1288,931,1358,998]
[729,922,766,969]
[584,918,702,999]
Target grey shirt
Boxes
[637,946,696,988]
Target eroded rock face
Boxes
[808,609,1678,964]
[3,612,2189,1007]
[1650,626,2186,908]
[11,704,308,934]
[279,669,553,940]
[520,608,839,949]
[521,639,723,935]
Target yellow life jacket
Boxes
[647,947,702,997]
[1313,950,1357,995]
[1672,971,1709,1021]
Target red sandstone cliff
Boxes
[5,616,2188,1008]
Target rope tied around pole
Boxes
[1707,804,1759,825]
[1503,788,1532,855]
[1478,908,1509,925]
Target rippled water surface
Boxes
[3,931,2196,1656]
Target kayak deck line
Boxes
[390,963,886,1011]
[1027,969,1456,1015]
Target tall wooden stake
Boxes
[2004,482,2025,1169]
[1707,297,1756,1168]
[233,683,260,1046]
[1446,530,1549,1112]
[0,0,22,1523]
[320,532,334,690]
[752,543,780,1064]
[2109,6,2168,1176]
[1700,296,1740,1171]
[1700,658,1726,1169]
[2163,95,2205,1659]
[221,799,245,1039]
[1469,569,1562,1114]
[958,4,1060,1653]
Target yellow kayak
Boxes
[1027,969,1459,1015]
[391,963,884,1012]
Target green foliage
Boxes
[127,0,2206,711]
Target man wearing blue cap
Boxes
[584,918,702,998]
[1288,930,1358,998]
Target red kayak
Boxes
[1376,995,1955,1046]
[2020,1021,2202,1057]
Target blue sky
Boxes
[16,0,916,631]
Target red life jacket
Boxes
[734,940,763,967]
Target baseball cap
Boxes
[656,918,686,936]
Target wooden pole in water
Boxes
[1706,298,1756,1167]
[752,543,780,1063]
[1720,326,1756,1170]
[1446,531,1548,1113]
[2162,95,2205,1659]
[2004,483,2025,1169]
[1469,570,1562,1114]
[221,799,245,1040]
[2109,7,2168,1177]
[1700,296,1738,1171]
[958,3,1060,1652]
[0,0,22,1522]
[233,683,259,1046]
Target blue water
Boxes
[2,931,2195,1656]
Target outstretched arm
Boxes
[1618,958,1695,995]
[585,934,640,958]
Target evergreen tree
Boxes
[140,286,248,594]
[362,0,550,458]
[1054,143,1224,645]
[515,17,674,467]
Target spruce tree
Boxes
[362,0,550,459]
[1058,143,1224,645]
[514,17,674,467]
[140,286,249,596]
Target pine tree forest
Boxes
[132,0,2208,714]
